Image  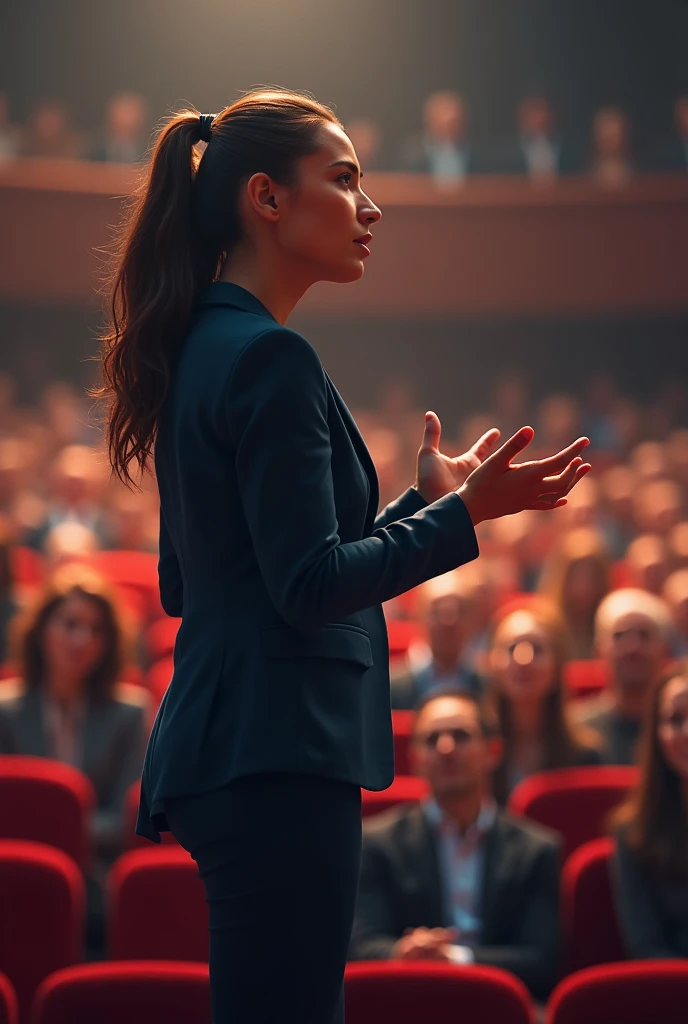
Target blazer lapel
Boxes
[17,687,48,757]
[323,370,380,534]
[403,805,446,927]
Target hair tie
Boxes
[197,113,215,144]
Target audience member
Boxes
[598,465,638,559]
[538,527,611,659]
[634,480,683,537]
[650,95,688,172]
[664,570,688,657]
[488,602,601,803]
[89,91,149,163]
[669,521,688,570]
[625,534,671,595]
[611,666,688,958]
[349,689,562,1000]
[391,573,482,710]
[25,444,110,551]
[493,93,580,179]
[345,117,384,171]
[588,106,634,187]
[399,91,481,185]
[19,99,86,159]
[575,588,672,764]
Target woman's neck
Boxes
[218,244,313,326]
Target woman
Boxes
[488,599,601,804]
[612,666,688,958]
[539,526,611,659]
[0,561,148,858]
[589,106,634,188]
[95,89,590,1023]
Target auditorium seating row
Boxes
[0,755,645,1020]
[0,958,687,1024]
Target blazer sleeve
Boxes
[374,486,428,532]
[90,701,150,856]
[348,831,400,960]
[612,835,682,959]
[226,327,479,630]
[471,839,562,1001]
[158,505,183,617]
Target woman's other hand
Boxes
[458,426,591,525]
[414,410,501,504]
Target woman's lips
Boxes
[353,240,371,257]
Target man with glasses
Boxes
[348,689,562,1001]
[574,588,672,765]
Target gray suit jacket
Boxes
[0,680,149,855]
[349,803,562,1000]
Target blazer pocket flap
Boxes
[260,624,374,669]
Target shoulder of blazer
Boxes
[362,801,429,850]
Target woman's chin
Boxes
[323,259,366,284]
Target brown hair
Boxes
[613,664,688,879]
[10,563,128,701]
[539,527,611,641]
[93,88,341,486]
[488,597,599,803]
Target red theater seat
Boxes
[30,961,212,1024]
[124,781,177,849]
[146,617,181,663]
[0,754,95,867]
[561,838,626,972]
[0,840,83,1022]
[386,618,423,660]
[392,710,414,776]
[361,775,430,819]
[508,766,637,860]
[562,660,610,701]
[10,547,44,588]
[144,657,174,705]
[0,972,18,1024]
[345,962,534,1024]
[91,550,162,621]
[107,847,208,962]
[546,962,688,1024]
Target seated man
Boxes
[574,588,671,765]
[349,688,561,1001]
[390,573,482,710]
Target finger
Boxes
[540,457,584,491]
[527,497,568,511]
[536,436,590,476]
[470,427,501,461]
[420,410,441,452]
[485,425,535,469]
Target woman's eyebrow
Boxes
[327,159,363,179]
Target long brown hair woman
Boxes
[612,666,688,958]
[488,598,601,804]
[93,87,590,1022]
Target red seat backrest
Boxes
[30,961,212,1024]
[0,840,83,1022]
[547,962,688,1024]
[0,971,18,1024]
[0,754,95,867]
[561,837,626,972]
[508,766,638,861]
[107,847,208,962]
[345,962,534,1024]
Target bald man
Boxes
[574,588,672,765]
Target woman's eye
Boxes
[338,172,352,185]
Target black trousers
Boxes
[164,772,363,1024]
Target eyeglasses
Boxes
[416,727,478,750]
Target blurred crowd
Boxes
[3,88,688,187]
[0,365,687,986]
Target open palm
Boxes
[414,411,501,504]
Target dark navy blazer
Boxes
[136,282,479,842]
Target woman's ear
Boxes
[245,172,280,222]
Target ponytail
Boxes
[93,89,340,487]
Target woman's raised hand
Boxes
[457,426,591,525]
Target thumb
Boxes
[421,410,441,451]
[487,425,535,468]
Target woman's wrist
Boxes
[457,483,481,525]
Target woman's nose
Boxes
[360,198,382,225]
